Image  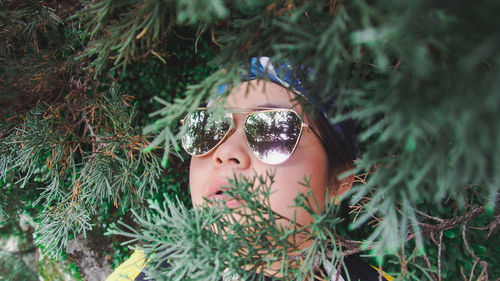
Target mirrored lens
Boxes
[245,110,302,164]
[182,110,232,155]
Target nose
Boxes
[212,121,251,169]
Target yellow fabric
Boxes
[371,265,395,281]
[105,250,148,281]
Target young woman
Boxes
[107,57,391,281]
[188,80,352,228]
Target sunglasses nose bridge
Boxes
[211,116,251,168]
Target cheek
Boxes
[267,153,330,224]
[189,157,207,205]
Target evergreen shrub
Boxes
[0,0,498,280]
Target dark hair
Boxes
[308,109,358,173]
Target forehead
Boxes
[224,80,301,109]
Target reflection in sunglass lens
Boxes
[182,110,232,155]
[245,111,302,165]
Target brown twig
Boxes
[211,26,222,47]
[438,230,443,281]
[195,24,207,53]
[82,111,101,153]
[462,223,489,281]
[423,253,438,281]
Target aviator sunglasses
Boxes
[181,107,318,165]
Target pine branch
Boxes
[110,172,350,280]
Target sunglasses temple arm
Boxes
[304,124,323,144]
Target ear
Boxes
[328,165,354,205]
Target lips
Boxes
[206,179,243,208]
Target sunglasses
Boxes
[180,107,317,165]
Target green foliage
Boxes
[1,0,499,280]
[117,31,216,118]
[176,0,228,24]
[75,0,178,75]
[1,0,211,267]
[111,173,349,281]
[0,0,84,120]
[0,88,164,256]
[141,0,499,271]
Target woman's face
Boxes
[189,80,332,227]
